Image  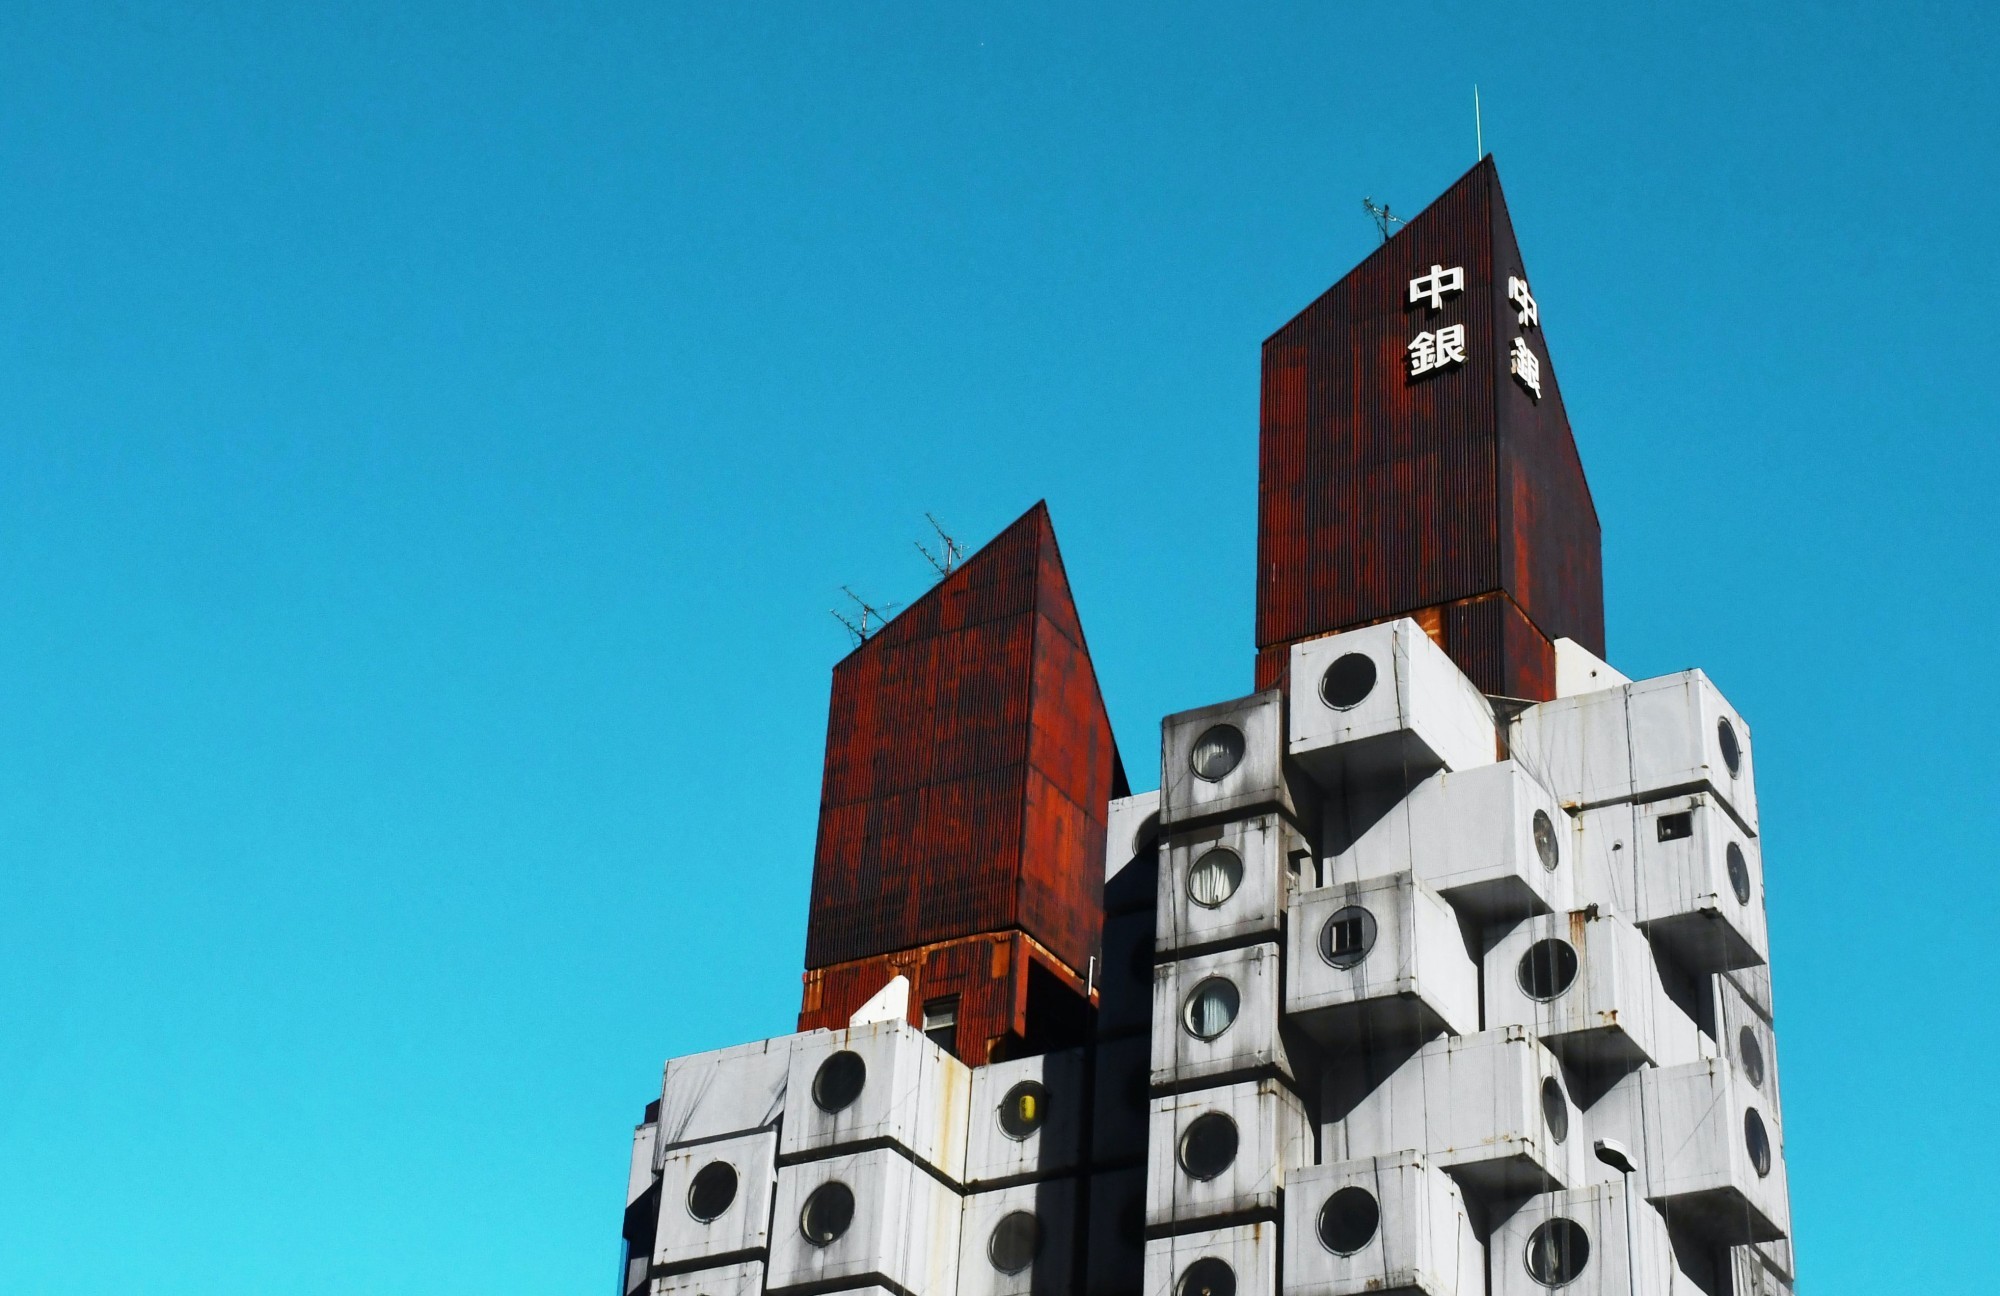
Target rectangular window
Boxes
[922,996,959,1055]
[1657,812,1695,842]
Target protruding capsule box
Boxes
[1282,1153,1483,1296]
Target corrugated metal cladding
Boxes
[804,503,1120,980]
[1255,156,1603,700]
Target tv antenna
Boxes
[915,513,965,581]
[1362,197,1404,243]
[831,586,900,646]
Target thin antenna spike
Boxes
[1474,84,1484,160]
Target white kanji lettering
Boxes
[1408,324,1467,377]
[1511,335,1542,399]
[1408,264,1465,311]
[1508,275,1539,329]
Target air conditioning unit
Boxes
[1156,813,1307,955]
[1097,909,1158,1040]
[763,1147,963,1296]
[1489,1181,1678,1296]
[653,1128,777,1272]
[657,1034,797,1148]
[1284,873,1478,1046]
[1150,942,1292,1090]
[1327,761,1565,925]
[1287,619,1497,789]
[1483,910,1686,1073]
[965,1047,1088,1188]
[1280,1153,1482,1296]
[780,1019,971,1183]
[1091,1036,1153,1168]
[1144,1079,1309,1232]
[1630,794,1768,972]
[1160,691,1307,831]
[957,1177,1080,1296]
[1508,669,1758,834]
[646,1259,764,1296]
[1330,1026,1579,1198]
[1085,1168,1147,1296]
[1143,1221,1278,1296]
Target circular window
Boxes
[1533,809,1561,871]
[1177,1257,1236,1296]
[1182,978,1240,1041]
[1134,811,1162,856]
[987,1211,1040,1274]
[686,1160,738,1223]
[1189,725,1246,782]
[1317,1186,1380,1255]
[800,1181,855,1246]
[998,1081,1048,1140]
[1738,1027,1767,1088]
[1718,718,1742,777]
[812,1051,867,1113]
[1318,905,1378,970]
[1187,847,1244,909]
[1320,653,1378,710]
[1178,1112,1239,1181]
[1524,1218,1590,1287]
[1541,1077,1569,1145]
[1744,1108,1772,1177]
[1725,841,1752,905]
[1518,939,1580,1001]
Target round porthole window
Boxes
[1178,1112,1239,1181]
[1541,1077,1569,1145]
[1318,905,1378,970]
[1726,841,1753,905]
[1177,1257,1236,1296]
[1189,724,1246,782]
[686,1160,739,1223]
[800,1182,855,1246]
[1187,847,1244,909]
[1317,1186,1380,1255]
[998,1080,1048,1140]
[1738,1027,1767,1088]
[1134,811,1162,856]
[1320,653,1378,710]
[812,1051,867,1113]
[1182,978,1240,1041]
[1718,718,1742,777]
[987,1211,1041,1274]
[1518,939,1580,1001]
[1744,1108,1772,1177]
[1524,1219,1590,1287]
[1533,809,1561,871]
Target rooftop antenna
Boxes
[831,586,900,646]
[915,513,965,581]
[1362,197,1404,243]
[1474,84,1484,159]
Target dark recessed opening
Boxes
[1718,718,1742,776]
[1657,811,1694,842]
[1177,1257,1236,1296]
[998,1080,1049,1140]
[1739,1026,1767,1088]
[1178,1112,1240,1181]
[812,1051,867,1113]
[1533,809,1561,870]
[1745,1108,1772,1177]
[1320,653,1378,710]
[1319,905,1378,970]
[987,1211,1040,1274]
[1518,939,1580,1001]
[1541,1077,1569,1144]
[922,997,959,1055]
[1525,1218,1590,1286]
[1726,841,1753,905]
[1317,1186,1380,1255]
[686,1160,738,1223]
[800,1181,855,1246]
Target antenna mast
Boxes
[1361,197,1405,243]
[831,586,900,647]
[916,513,965,581]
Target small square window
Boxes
[922,997,959,1054]
[1657,812,1694,842]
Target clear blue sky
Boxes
[2,4,1993,1292]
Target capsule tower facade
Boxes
[619,159,1796,1296]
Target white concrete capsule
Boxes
[1554,637,1630,698]
[1640,1060,1790,1244]
[653,1129,778,1272]
[1285,873,1479,1046]
[1287,619,1497,789]
[1732,1244,1796,1294]
[1108,790,1164,917]
[658,1035,798,1151]
[1632,793,1768,971]
[1156,813,1306,955]
[647,1260,764,1296]
[1098,909,1158,1039]
[781,1019,971,1183]
[965,1047,1087,1187]
[1715,960,1784,1117]
[1330,1026,1579,1197]
[1160,690,1305,831]
[631,1118,661,1205]
[1327,760,1565,926]
[1143,1221,1279,1296]
[1490,1181,1686,1296]
[1150,942,1291,1090]
[1144,1079,1309,1231]
[958,1177,1079,1296]
[764,1147,963,1296]
[1484,909,1691,1073]
[1281,1154,1482,1296]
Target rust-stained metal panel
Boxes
[1255,157,1603,700]
[803,503,1119,983]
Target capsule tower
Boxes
[619,159,1796,1296]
